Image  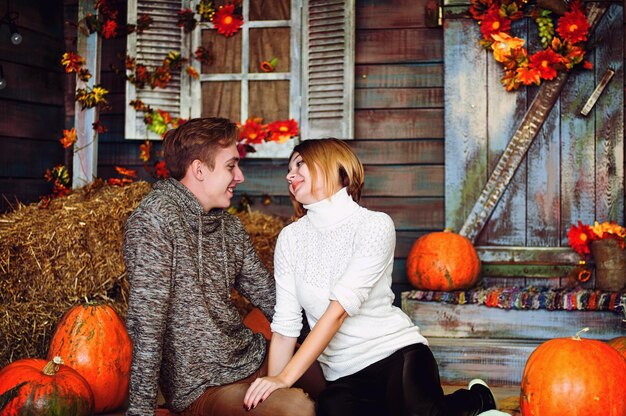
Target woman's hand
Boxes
[243,376,289,410]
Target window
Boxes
[125,0,354,156]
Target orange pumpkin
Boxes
[47,303,132,413]
[520,329,626,416]
[0,356,94,415]
[405,230,480,291]
[607,336,626,360]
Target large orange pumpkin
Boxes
[520,329,626,416]
[607,336,626,360]
[0,356,94,415]
[405,230,480,291]
[47,303,132,413]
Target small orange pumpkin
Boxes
[520,329,626,416]
[0,356,94,415]
[405,230,480,291]
[607,336,626,360]
[47,303,132,414]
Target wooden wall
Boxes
[353,0,444,296]
[93,0,446,300]
[1,0,624,300]
[0,0,67,213]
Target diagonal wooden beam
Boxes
[459,2,609,243]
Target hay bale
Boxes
[0,180,288,368]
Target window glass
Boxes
[201,81,241,121]
[201,29,242,74]
[249,81,290,121]
[249,0,290,21]
[249,28,290,73]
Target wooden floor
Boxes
[102,385,521,415]
[444,384,521,415]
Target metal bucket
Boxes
[591,239,626,292]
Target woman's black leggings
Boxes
[316,343,483,416]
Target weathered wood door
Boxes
[444,0,624,282]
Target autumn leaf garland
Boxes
[470,0,592,91]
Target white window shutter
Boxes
[301,0,355,140]
[126,0,191,140]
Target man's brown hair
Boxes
[163,117,240,180]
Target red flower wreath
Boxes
[469,0,592,91]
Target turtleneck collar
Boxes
[303,187,360,229]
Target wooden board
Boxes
[444,3,623,248]
[356,0,426,30]
[236,162,444,196]
[356,29,443,64]
[401,296,626,384]
[0,179,53,213]
[0,137,64,178]
[355,87,443,109]
[429,337,539,386]
[355,64,443,89]
[401,296,625,340]
[349,140,444,164]
[355,109,443,139]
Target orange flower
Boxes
[108,177,133,187]
[60,128,77,149]
[591,221,626,240]
[186,66,199,79]
[212,4,243,37]
[114,166,137,178]
[500,69,522,92]
[491,32,524,63]
[529,49,561,80]
[139,140,152,162]
[267,119,299,143]
[150,66,172,89]
[260,58,278,72]
[516,65,541,86]
[480,9,511,40]
[61,52,85,73]
[556,5,590,44]
[240,118,269,145]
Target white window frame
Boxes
[190,0,301,157]
[124,0,354,153]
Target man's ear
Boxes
[189,159,204,181]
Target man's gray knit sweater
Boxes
[123,179,276,415]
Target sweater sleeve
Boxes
[269,229,304,338]
[233,219,276,321]
[330,213,396,316]
[123,207,173,416]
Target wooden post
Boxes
[73,0,100,189]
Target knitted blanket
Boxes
[405,286,625,314]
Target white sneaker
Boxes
[468,378,498,411]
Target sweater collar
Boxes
[303,187,359,229]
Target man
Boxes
[123,117,317,415]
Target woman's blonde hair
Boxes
[289,138,364,218]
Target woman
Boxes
[244,138,502,416]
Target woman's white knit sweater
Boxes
[271,188,427,381]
